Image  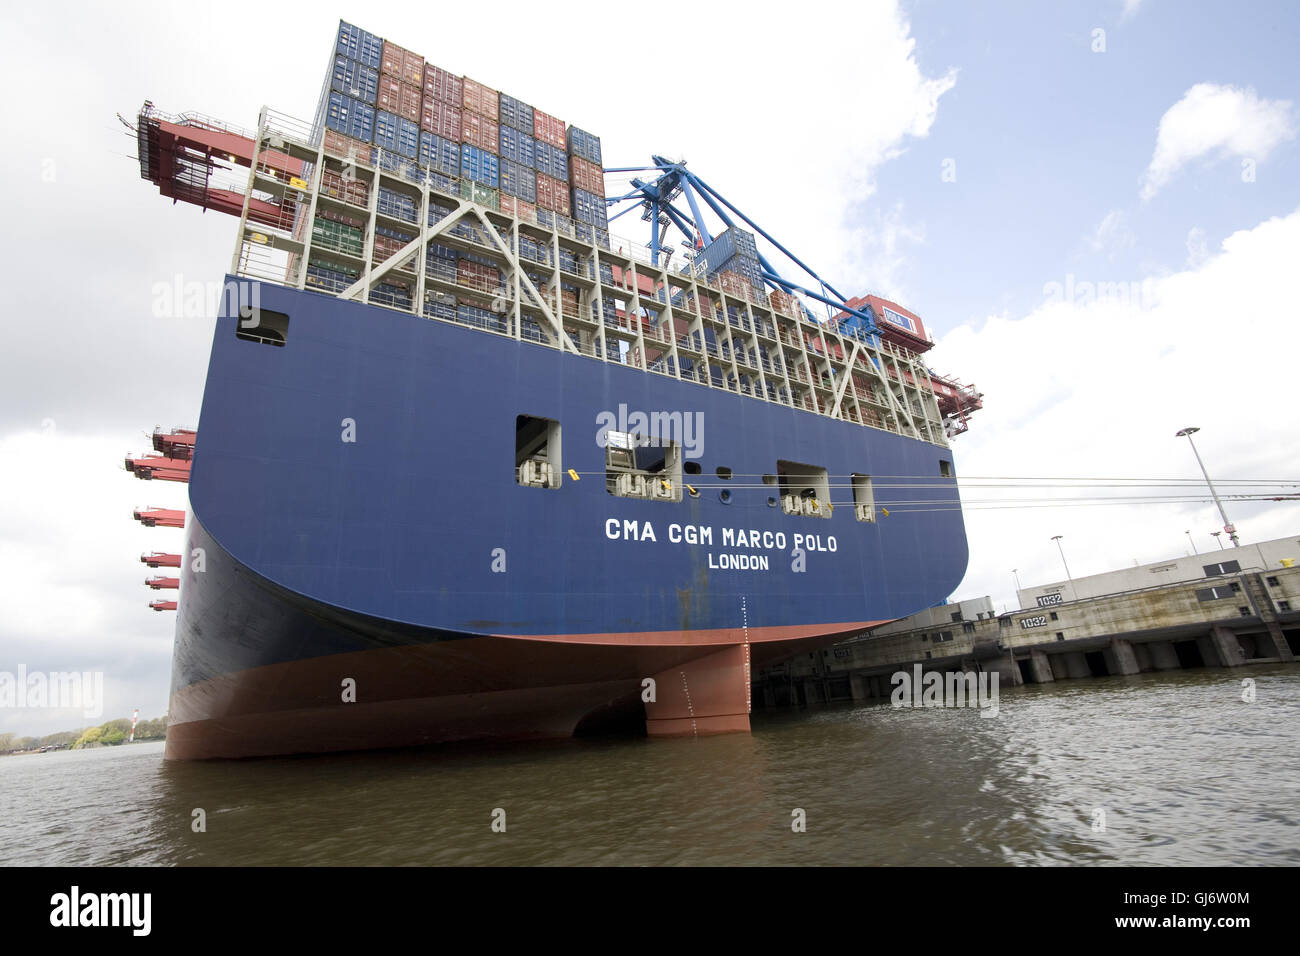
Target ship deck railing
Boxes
[228,106,951,448]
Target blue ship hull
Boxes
[165,278,968,758]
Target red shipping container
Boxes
[571,156,604,197]
[373,235,418,272]
[382,42,424,87]
[423,65,463,107]
[401,52,424,88]
[381,41,407,78]
[498,195,537,222]
[421,99,463,140]
[456,259,502,294]
[377,74,402,114]
[398,83,422,124]
[535,173,571,216]
[462,77,499,118]
[316,204,365,230]
[769,289,798,317]
[717,271,751,299]
[321,169,369,207]
[533,109,566,149]
[462,112,500,154]
[323,129,372,164]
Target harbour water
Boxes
[2,664,1297,866]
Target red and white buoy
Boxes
[129,708,140,742]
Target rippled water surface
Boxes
[2,665,1297,865]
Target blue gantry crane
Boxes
[602,156,882,345]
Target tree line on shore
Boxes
[0,715,168,753]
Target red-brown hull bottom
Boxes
[164,628,877,760]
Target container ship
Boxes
[128,20,983,759]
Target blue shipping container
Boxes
[570,187,607,227]
[377,186,418,224]
[720,227,760,261]
[426,170,456,195]
[325,92,375,142]
[331,55,379,105]
[429,200,456,227]
[426,244,459,283]
[336,21,383,70]
[371,149,422,183]
[373,111,419,159]
[460,144,500,188]
[566,126,602,165]
[696,228,761,277]
[499,93,535,137]
[419,131,460,177]
[499,159,537,203]
[499,126,536,169]
[533,141,568,181]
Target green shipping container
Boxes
[312,216,364,256]
[459,180,499,210]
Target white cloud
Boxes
[1185,226,1209,267]
[1140,83,1296,201]
[584,1,956,298]
[1121,0,1144,22]
[930,207,1300,612]
[841,202,927,303]
[1084,209,1136,259]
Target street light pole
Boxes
[1176,427,1240,547]
[1051,535,1072,581]
[1185,530,1196,555]
[1211,531,1225,550]
[1012,568,1023,591]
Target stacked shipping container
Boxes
[321,19,623,315]
[327,19,598,223]
[564,127,607,245]
[331,54,379,105]
[694,227,764,296]
[337,21,383,68]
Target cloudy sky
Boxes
[2,0,1298,735]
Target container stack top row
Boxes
[319,20,607,233]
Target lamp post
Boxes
[1051,535,1072,581]
[1175,427,1240,547]
[1211,531,1225,550]
[1012,568,1023,591]
[1185,530,1196,555]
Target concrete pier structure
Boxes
[753,537,1300,707]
